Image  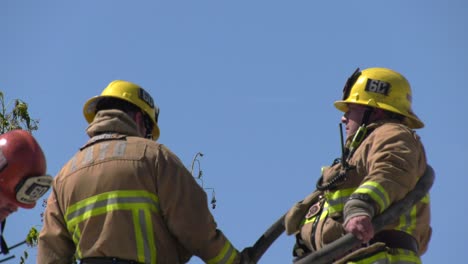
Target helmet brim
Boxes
[83,95,161,140]
[334,100,424,129]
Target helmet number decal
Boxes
[16,175,53,204]
[138,88,155,108]
[25,185,48,200]
[365,79,390,96]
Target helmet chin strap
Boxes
[0,220,8,255]
[346,106,374,161]
[361,107,373,126]
[142,112,154,140]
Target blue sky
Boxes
[1,1,467,263]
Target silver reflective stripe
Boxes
[91,134,115,142]
[113,141,127,157]
[83,146,94,165]
[397,205,418,234]
[325,189,355,214]
[138,209,152,263]
[327,195,350,207]
[218,244,235,264]
[399,211,412,233]
[98,142,110,161]
[360,184,389,209]
[70,156,78,173]
[66,191,159,263]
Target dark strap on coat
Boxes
[80,257,143,264]
[370,230,419,253]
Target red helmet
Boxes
[0,130,52,209]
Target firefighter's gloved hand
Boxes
[344,215,374,243]
[239,247,254,264]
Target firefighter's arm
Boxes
[37,187,75,264]
[361,125,423,212]
[343,190,377,243]
[343,125,424,242]
[157,145,240,263]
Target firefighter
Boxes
[0,129,52,255]
[37,80,240,264]
[284,67,432,263]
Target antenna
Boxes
[190,152,217,209]
[190,152,204,179]
[339,123,346,167]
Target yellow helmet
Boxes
[334,67,424,129]
[83,80,160,140]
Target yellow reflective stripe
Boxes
[303,189,354,226]
[347,248,421,264]
[144,209,156,263]
[302,216,315,225]
[395,205,417,235]
[396,194,431,235]
[133,210,145,263]
[407,205,417,234]
[66,190,159,216]
[394,193,429,235]
[354,181,390,213]
[226,251,237,264]
[302,208,330,228]
[72,226,82,259]
[66,190,159,231]
[319,209,328,221]
[65,190,159,263]
[325,188,354,214]
[207,240,238,264]
[421,193,430,203]
[133,209,157,263]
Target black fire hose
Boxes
[294,165,435,264]
[243,213,286,263]
[243,165,435,264]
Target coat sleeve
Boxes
[37,186,76,264]
[344,124,426,222]
[156,145,240,264]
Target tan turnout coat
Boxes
[285,120,432,261]
[38,110,239,264]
